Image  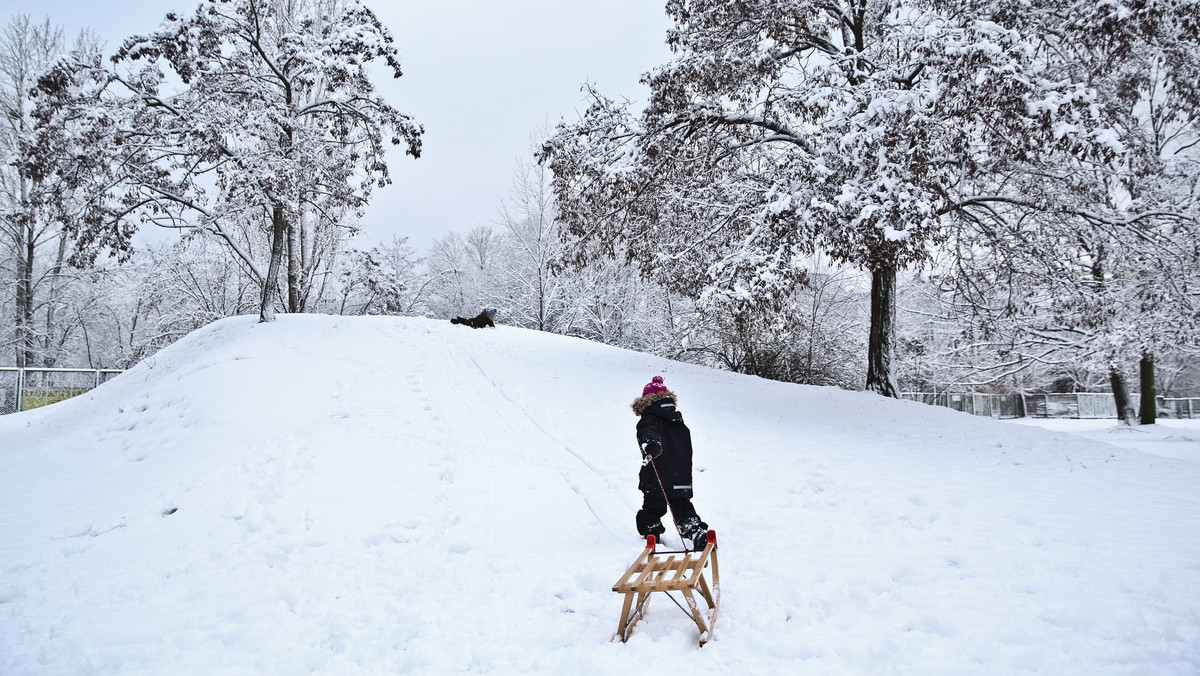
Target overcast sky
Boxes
[3,0,674,252]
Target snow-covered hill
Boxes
[1,315,1197,674]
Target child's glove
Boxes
[640,441,662,462]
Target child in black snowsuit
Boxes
[632,375,709,549]
[450,309,495,328]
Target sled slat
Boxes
[612,546,654,592]
[650,556,677,591]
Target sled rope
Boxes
[648,458,688,551]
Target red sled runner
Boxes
[612,530,720,645]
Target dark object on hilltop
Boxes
[450,309,496,329]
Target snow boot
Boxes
[680,517,708,550]
[638,520,666,539]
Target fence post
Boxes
[16,367,23,413]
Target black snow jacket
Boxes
[632,391,694,499]
[450,309,495,329]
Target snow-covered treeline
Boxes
[3,3,1199,403]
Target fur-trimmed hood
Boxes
[632,390,677,415]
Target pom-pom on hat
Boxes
[642,375,669,397]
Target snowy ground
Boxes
[1,315,1197,675]
[1006,417,1200,465]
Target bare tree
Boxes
[493,149,568,332]
[465,225,497,271]
[425,231,477,317]
[1,15,64,366]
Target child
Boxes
[450,308,496,328]
[631,375,709,549]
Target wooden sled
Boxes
[612,530,720,646]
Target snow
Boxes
[1006,417,1200,465]
[882,224,911,241]
[1091,127,1127,154]
[2,315,1198,674]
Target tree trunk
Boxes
[1139,352,1156,425]
[13,230,30,367]
[865,264,899,397]
[10,168,35,366]
[286,212,302,313]
[260,203,288,323]
[40,232,69,367]
[16,214,36,368]
[1110,368,1136,425]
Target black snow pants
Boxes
[636,489,704,540]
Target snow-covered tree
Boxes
[1123,53,1200,422]
[553,256,675,351]
[453,139,682,351]
[104,238,261,366]
[424,231,482,318]
[541,0,1185,397]
[1,19,112,368]
[930,1,1200,419]
[28,0,423,323]
[465,225,498,272]
[334,236,430,316]
[1,15,70,366]
[672,254,867,388]
[491,151,572,332]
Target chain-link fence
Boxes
[1021,393,1119,418]
[904,391,1200,419]
[900,392,1025,418]
[0,368,124,415]
[1159,398,1200,419]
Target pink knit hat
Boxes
[642,375,669,397]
